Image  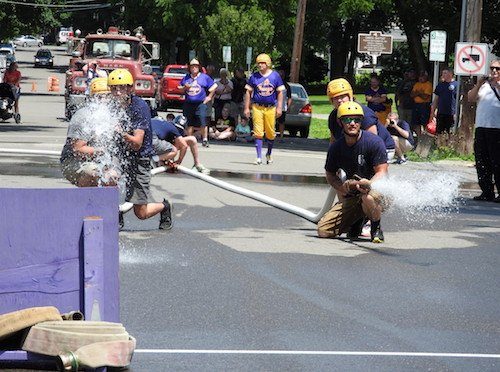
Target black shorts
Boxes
[183,101,207,127]
[436,114,454,133]
[277,111,286,125]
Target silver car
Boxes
[14,35,43,48]
[284,83,312,138]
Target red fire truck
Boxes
[65,26,160,118]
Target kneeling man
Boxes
[318,101,388,243]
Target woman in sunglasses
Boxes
[467,59,500,202]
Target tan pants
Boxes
[317,191,385,238]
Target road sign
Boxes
[429,30,447,62]
[454,42,489,76]
[246,47,253,66]
[223,46,232,63]
[357,31,393,56]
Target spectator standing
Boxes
[2,61,21,120]
[430,68,458,133]
[395,69,416,125]
[214,68,233,120]
[231,67,247,122]
[244,53,284,165]
[365,74,388,123]
[277,69,292,141]
[178,59,217,147]
[385,112,414,164]
[410,71,433,137]
[467,59,500,202]
[318,101,388,243]
[109,69,173,230]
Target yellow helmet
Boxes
[89,77,110,95]
[337,101,364,119]
[327,78,353,99]
[256,53,272,66]
[107,68,134,86]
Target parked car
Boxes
[283,83,312,138]
[13,35,43,47]
[34,49,53,68]
[0,50,16,70]
[0,42,15,55]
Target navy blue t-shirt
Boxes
[151,118,182,143]
[125,95,154,157]
[387,119,414,146]
[325,131,387,180]
[328,104,395,149]
[434,81,458,115]
[364,86,387,112]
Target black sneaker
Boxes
[371,224,384,243]
[473,193,495,201]
[159,199,173,230]
[119,212,124,230]
[347,218,365,240]
[202,139,209,147]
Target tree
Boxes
[198,2,275,68]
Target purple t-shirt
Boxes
[365,86,388,112]
[325,131,387,180]
[180,73,216,103]
[246,70,284,106]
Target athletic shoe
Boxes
[159,199,173,230]
[347,218,364,240]
[202,139,209,147]
[193,164,210,175]
[253,158,262,165]
[266,154,273,164]
[361,220,371,237]
[371,225,384,243]
[119,212,124,230]
[395,157,407,165]
[473,193,495,201]
[494,196,500,203]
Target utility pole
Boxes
[290,0,307,83]
[457,0,483,154]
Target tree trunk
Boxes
[329,19,358,83]
[394,0,429,73]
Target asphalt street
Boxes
[0,46,499,371]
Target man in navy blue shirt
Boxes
[108,69,173,230]
[430,67,458,133]
[327,78,396,162]
[318,101,388,243]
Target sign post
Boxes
[357,31,393,72]
[246,46,253,75]
[222,45,231,71]
[429,30,447,92]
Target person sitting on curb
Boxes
[384,112,415,164]
[60,78,121,187]
[318,101,388,243]
[151,114,210,174]
[209,105,236,141]
[235,116,253,143]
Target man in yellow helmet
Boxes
[60,77,120,187]
[244,53,285,165]
[326,78,396,162]
[108,68,173,230]
[318,101,388,243]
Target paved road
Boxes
[1,47,499,371]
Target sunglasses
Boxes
[490,66,500,72]
[340,117,362,125]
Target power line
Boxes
[0,0,110,8]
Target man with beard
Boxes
[318,101,388,243]
[109,69,173,230]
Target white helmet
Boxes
[174,115,187,131]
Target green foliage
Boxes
[407,147,475,162]
[199,2,274,67]
[309,118,330,139]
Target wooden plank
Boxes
[83,217,104,321]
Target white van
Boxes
[57,27,73,45]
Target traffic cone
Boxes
[47,76,53,91]
[31,81,37,92]
[52,78,60,92]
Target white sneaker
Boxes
[266,155,273,164]
[193,164,210,174]
[253,158,262,165]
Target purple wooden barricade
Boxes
[0,187,120,369]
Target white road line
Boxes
[134,349,500,359]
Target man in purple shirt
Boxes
[179,58,217,147]
[244,53,284,165]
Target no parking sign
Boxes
[454,42,489,76]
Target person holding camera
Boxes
[385,112,414,164]
[318,101,388,243]
[467,59,500,202]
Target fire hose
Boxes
[0,149,336,223]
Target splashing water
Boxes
[371,171,461,223]
[68,96,131,191]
